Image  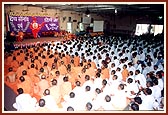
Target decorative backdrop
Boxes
[8,15,60,36]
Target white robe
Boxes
[13,93,37,111]
[141,95,158,110]
[41,95,58,111]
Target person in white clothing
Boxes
[152,65,161,75]
[41,89,58,111]
[101,79,111,96]
[152,78,162,103]
[92,88,104,110]
[100,95,114,110]
[109,75,121,94]
[71,81,84,99]
[155,71,164,91]
[115,67,122,82]
[62,92,78,111]
[128,62,136,75]
[48,79,61,105]
[134,70,147,89]
[139,50,146,62]
[125,49,132,61]
[85,102,93,111]
[35,99,61,112]
[111,84,127,110]
[13,88,37,111]
[82,75,94,93]
[108,70,116,84]
[67,106,74,111]
[125,78,139,99]
[113,56,119,67]
[146,62,154,73]
[146,81,155,97]
[126,71,135,83]
[94,73,103,90]
[79,86,95,110]
[141,64,148,78]
[141,88,159,110]
[109,63,117,73]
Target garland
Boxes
[9,12,51,17]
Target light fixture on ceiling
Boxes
[115,9,117,14]
[41,7,47,12]
[158,16,163,20]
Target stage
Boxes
[13,37,64,45]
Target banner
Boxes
[8,15,60,36]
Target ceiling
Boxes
[28,3,164,17]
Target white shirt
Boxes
[42,95,58,111]
[71,86,84,101]
[146,66,154,73]
[109,80,121,94]
[102,83,112,96]
[62,97,80,111]
[79,91,95,110]
[114,59,120,67]
[135,73,147,88]
[125,83,139,98]
[158,78,164,91]
[128,66,136,75]
[141,68,148,78]
[93,77,103,90]
[153,85,162,102]
[125,52,132,61]
[126,75,135,84]
[92,93,105,110]
[13,93,37,111]
[139,53,146,61]
[141,95,157,110]
[115,71,123,82]
[111,89,127,110]
[82,80,94,93]
[101,100,115,110]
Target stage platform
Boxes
[13,37,64,45]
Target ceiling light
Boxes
[86,14,90,17]
[158,16,163,20]
[115,9,117,14]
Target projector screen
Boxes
[93,21,104,32]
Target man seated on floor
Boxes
[13,88,37,111]
[5,67,16,83]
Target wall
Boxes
[4,4,156,35]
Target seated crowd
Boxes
[4,33,164,111]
